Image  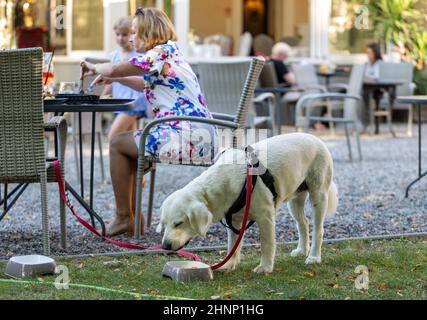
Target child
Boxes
[81,8,217,237]
[103,17,146,141]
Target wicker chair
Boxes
[133,57,266,238]
[198,58,276,135]
[0,48,68,255]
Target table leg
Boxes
[89,112,96,228]
[78,112,84,198]
[374,94,381,135]
[388,87,397,138]
[405,104,427,198]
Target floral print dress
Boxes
[129,41,217,163]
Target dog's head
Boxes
[156,189,213,251]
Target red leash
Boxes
[53,160,253,270]
[210,167,253,270]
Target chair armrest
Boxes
[328,83,349,92]
[138,116,239,155]
[43,116,67,130]
[295,93,361,129]
[43,116,68,164]
[212,113,236,121]
[253,92,276,104]
[301,84,328,93]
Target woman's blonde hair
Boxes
[134,7,178,52]
[113,16,132,34]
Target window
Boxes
[71,0,103,51]
[329,0,375,55]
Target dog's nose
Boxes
[162,242,172,251]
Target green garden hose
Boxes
[0,278,192,300]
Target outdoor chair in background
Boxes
[253,34,274,56]
[327,64,366,132]
[379,62,416,136]
[0,48,68,255]
[238,32,253,56]
[293,63,328,93]
[132,57,266,237]
[204,34,233,56]
[295,93,363,162]
[258,60,298,130]
[198,58,276,135]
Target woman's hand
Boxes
[80,61,96,79]
[90,74,115,87]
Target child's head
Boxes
[113,17,133,50]
[132,7,177,53]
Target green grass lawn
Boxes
[0,238,426,300]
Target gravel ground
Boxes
[1,124,427,259]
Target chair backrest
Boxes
[0,48,45,182]
[379,62,414,95]
[253,34,274,56]
[293,63,319,88]
[344,64,366,124]
[238,32,253,56]
[197,57,265,129]
[259,61,280,88]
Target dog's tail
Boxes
[326,181,338,218]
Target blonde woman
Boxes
[81,8,217,237]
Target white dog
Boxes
[156,133,338,274]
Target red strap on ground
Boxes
[53,160,201,262]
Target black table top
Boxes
[396,96,427,104]
[363,79,406,87]
[44,99,134,113]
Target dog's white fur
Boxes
[157,133,338,274]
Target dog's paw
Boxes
[291,248,308,257]
[305,256,321,265]
[253,264,273,274]
[217,260,238,273]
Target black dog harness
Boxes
[220,146,278,235]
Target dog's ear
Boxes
[186,202,213,239]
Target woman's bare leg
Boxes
[108,114,138,142]
[107,132,144,236]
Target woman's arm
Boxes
[91,75,145,92]
[81,61,146,78]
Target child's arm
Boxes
[101,83,112,97]
[81,61,145,78]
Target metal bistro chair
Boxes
[258,60,298,129]
[197,58,276,135]
[133,57,266,237]
[0,48,68,255]
[295,93,363,162]
[379,62,416,136]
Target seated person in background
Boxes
[270,42,296,86]
[365,43,383,81]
